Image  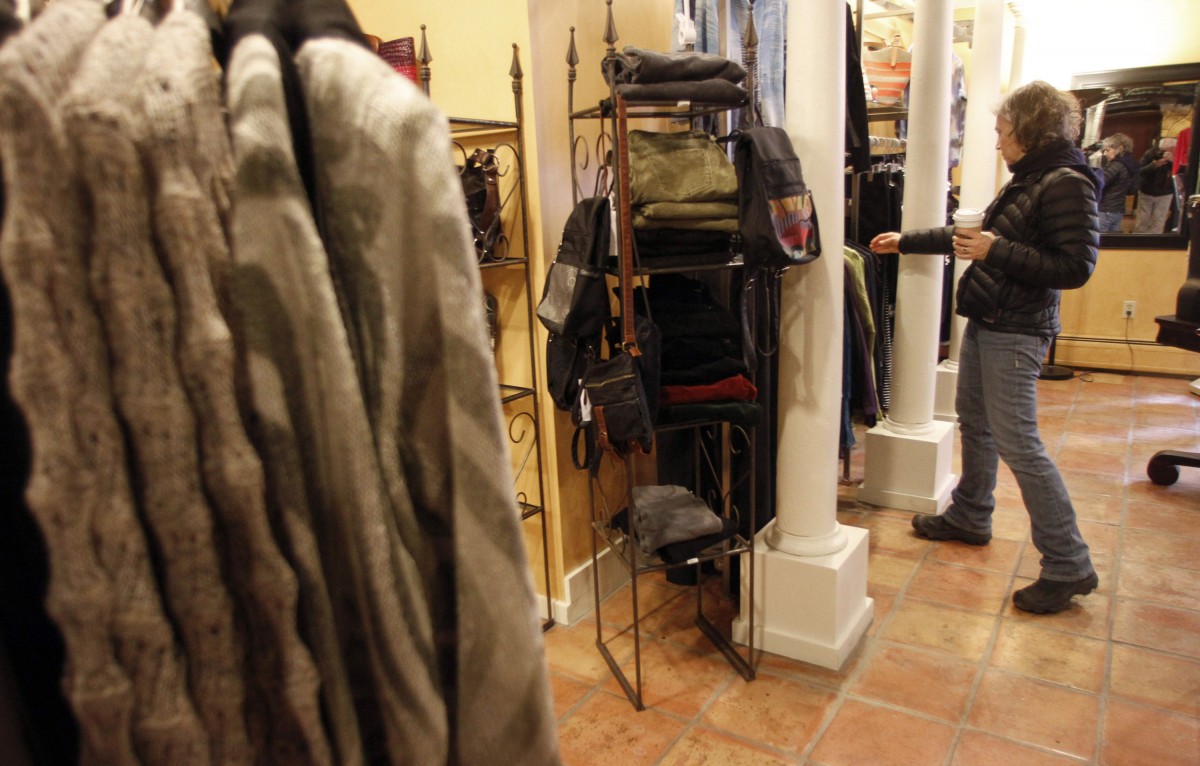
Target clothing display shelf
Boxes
[565,1,761,712]
[425,28,553,631]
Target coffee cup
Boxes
[953,207,984,235]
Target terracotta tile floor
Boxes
[543,372,1200,765]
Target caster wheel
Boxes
[1147,456,1179,486]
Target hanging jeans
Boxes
[944,322,1094,582]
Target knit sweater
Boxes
[295,35,561,766]
[62,14,255,766]
[137,11,332,766]
[225,32,445,766]
[0,4,206,764]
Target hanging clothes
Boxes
[0,1,562,764]
[0,6,187,765]
[290,9,560,765]
[137,12,331,766]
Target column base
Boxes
[733,523,872,670]
[934,359,959,423]
[857,419,956,515]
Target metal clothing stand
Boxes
[570,1,760,711]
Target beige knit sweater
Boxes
[61,12,253,766]
[137,11,332,766]
[0,3,206,764]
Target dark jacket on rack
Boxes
[899,138,1099,337]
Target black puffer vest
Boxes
[900,139,1099,337]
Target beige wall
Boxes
[1059,249,1200,377]
[1016,0,1200,89]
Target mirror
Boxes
[1070,63,1200,250]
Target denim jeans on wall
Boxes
[1098,210,1124,232]
[944,321,1094,582]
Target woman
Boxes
[870,80,1100,614]
[1098,132,1138,232]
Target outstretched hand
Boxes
[870,232,901,254]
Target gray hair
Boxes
[1103,133,1133,154]
[996,80,1082,151]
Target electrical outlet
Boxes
[1123,300,1136,319]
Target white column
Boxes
[733,0,872,671]
[934,0,1005,421]
[857,0,957,514]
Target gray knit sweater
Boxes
[296,38,561,766]
[225,33,445,766]
[137,11,332,766]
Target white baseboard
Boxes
[547,544,631,626]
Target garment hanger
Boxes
[675,0,696,51]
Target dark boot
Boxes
[911,514,991,546]
[1013,573,1099,614]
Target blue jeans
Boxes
[1098,210,1124,232]
[943,322,1094,581]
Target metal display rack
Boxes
[566,0,763,711]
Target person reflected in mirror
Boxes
[868,81,1101,614]
[1135,147,1175,233]
[1098,133,1138,232]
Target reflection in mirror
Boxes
[1070,63,1200,250]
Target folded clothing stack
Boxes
[637,275,762,428]
[603,45,749,106]
[609,485,739,563]
[628,129,739,235]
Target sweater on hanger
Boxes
[225,32,446,766]
[62,14,255,766]
[136,11,333,766]
[0,3,205,764]
[294,34,562,766]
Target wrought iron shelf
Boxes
[479,256,529,269]
[498,384,534,404]
[570,98,747,122]
[449,116,519,135]
[603,256,743,277]
[428,28,554,633]
[590,521,752,576]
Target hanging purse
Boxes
[575,96,657,456]
[459,147,502,261]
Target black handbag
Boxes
[545,332,597,413]
[734,126,821,269]
[574,97,658,456]
[577,350,653,454]
[460,147,502,261]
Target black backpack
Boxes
[537,196,612,339]
[540,197,613,413]
[734,127,821,269]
